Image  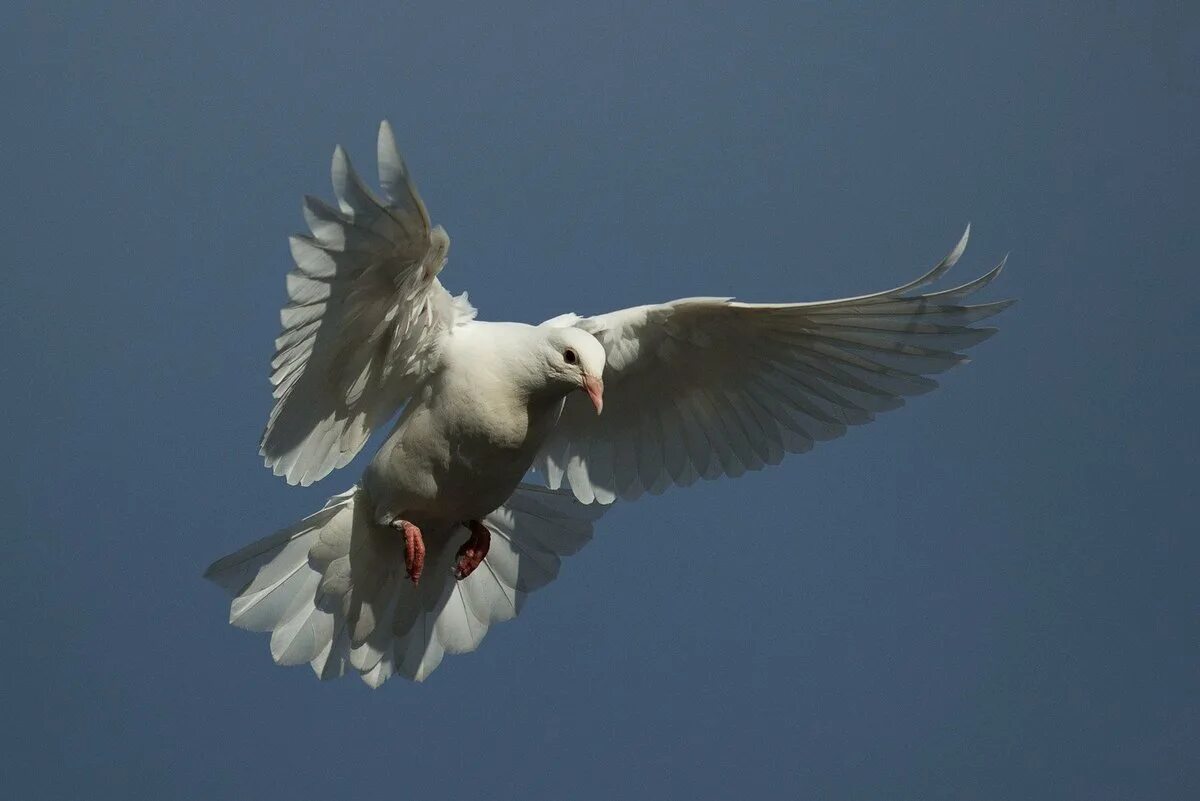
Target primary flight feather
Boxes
[206,121,1012,686]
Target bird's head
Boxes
[542,328,606,414]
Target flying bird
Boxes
[205,121,1012,686]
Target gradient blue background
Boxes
[4,3,1197,799]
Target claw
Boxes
[391,519,425,584]
[454,520,491,580]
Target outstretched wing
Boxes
[535,227,1013,503]
[261,121,476,486]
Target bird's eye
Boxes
[563,348,578,365]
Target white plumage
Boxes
[206,484,601,684]
[535,228,1011,503]
[206,121,1011,686]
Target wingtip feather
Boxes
[955,223,971,262]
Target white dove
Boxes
[205,121,1012,686]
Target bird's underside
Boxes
[205,121,1014,686]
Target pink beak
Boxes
[582,375,604,415]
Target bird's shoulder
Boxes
[439,320,545,373]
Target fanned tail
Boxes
[204,484,605,686]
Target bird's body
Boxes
[205,121,1013,686]
[363,321,575,531]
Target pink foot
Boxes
[454,520,491,580]
[391,519,425,584]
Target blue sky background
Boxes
[3,2,1197,799]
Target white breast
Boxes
[362,322,564,527]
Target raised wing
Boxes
[261,121,475,486]
[535,227,1012,503]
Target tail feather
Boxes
[204,484,606,686]
[268,571,330,666]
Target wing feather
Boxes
[260,121,476,486]
[537,228,1012,502]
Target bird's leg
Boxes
[454,520,491,580]
[390,519,426,584]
